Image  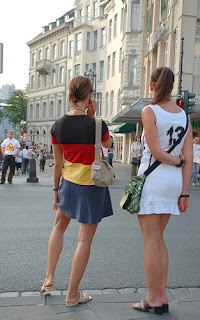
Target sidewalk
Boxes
[1,162,200,319]
[1,287,200,319]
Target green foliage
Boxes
[0,108,3,124]
[3,87,27,126]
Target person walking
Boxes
[192,137,200,187]
[41,76,113,306]
[130,135,142,177]
[0,130,20,184]
[22,146,30,174]
[131,67,193,315]
[108,136,115,167]
[15,147,23,175]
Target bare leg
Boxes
[66,223,98,303]
[43,209,71,287]
[137,214,163,308]
[159,214,170,305]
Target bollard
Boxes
[27,158,39,183]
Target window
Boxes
[60,41,65,57]
[107,55,110,78]
[174,28,178,72]
[112,52,116,76]
[68,69,72,82]
[121,60,124,86]
[119,48,122,72]
[131,2,140,31]
[86,5,90,22]
[110,91,114,115]
[36,103,40,119]
[86,32,90,50]
[38,49,42,61]
[93,31,97,50]
[93,1,98,18]
[108,19,112,41]
[165,39,168,66]
[193,23,200,92]
[30,104,33,120]
[69,40,73,58]
[42,102,46,119]
[60,67,64,84]
[85,64,89,72]
[114,14,117,37]
[129,56,137,85]
[100,28,105,47]
[120,8,124,32]
[57,100,62,118]
[79,9,83,17]
[117,90,121,112]
[45,47,49,60]
[31,75,35,90]
[94,92,102,116]
[37,72,42,89]
[32,53,35,67]
[52,69,56,85]
[105,93,109,115]
[49,101,54,118]
[52,44,57,59]
[99,61,104,81]
[92,63,96,75]
[74,64,80,76]
[75,33,82,51]
[44,73,48,87]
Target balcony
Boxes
[99,0,111,6]
[145,21,167,56]
[73,16,92,28]
[36,59,51,73]
[74,52,81,63]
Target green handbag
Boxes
[120,174,146,214]
[120,116,189,214]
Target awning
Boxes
[112,123,136,133]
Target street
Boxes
[0,162,200,293]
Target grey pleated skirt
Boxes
[57,178,113,224]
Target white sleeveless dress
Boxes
[137,104,188,215]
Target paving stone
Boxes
[102,289,118,295]
[27,310,100,320]
[51,303,89,314]
[0,305,56,320]
[118,288,136,294]
[170,288,196,302]
[83,290,102,295]
[189,288,200,300]
[0,292,19,298]
[46,295,67,305]
[21,291,41,297]
[0,296,45,307]
[167,301,200,320]
[89,292,143,303]
[61,290,68,296]
[48,290,62,296]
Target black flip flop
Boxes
[132,299,163,315]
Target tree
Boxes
[0,107,3,124]
[3,87,28,126]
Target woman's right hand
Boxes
[53,191,58,211]
[87,99,97,118]
[178,196,189,213]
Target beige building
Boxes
[114,0,200,163]
[26,0,143,162]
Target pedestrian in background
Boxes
[101,146,109,162]
[0,130,20,184]
[131,67,193,315]
[108,136,115,167]
[15,147,23,175]
[41,76,113,306]
[192,137,200,187]
[22,146,30,174]
[130,135,142,177]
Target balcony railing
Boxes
[145,21,167,56]
[36,59,51,73]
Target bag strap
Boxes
[94,118,102,162]
[144,115,189,177]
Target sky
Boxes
[0,1,73,90]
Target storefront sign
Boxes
[191,122,199,128]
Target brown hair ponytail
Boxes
[68,75,93,105]
[150,67,174,105]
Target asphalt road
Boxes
[0,165,200,293]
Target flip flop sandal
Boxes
[132,299,163,315]
[41,285,55,295]
[66,291,92,307]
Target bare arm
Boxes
[1,146,5,157]
[14,147,20,157]
[178,124,193,213]
[102,137,112,149]
[52,144,64,210]
[142,106,182,166]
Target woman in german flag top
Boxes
[41,76,113,306]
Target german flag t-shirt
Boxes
[51,115,110,185]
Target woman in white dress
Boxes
[132,67,193,315]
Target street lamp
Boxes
[84,69,96,92]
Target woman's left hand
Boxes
[87,99,97,118]
[178,196,189,213]
[53,191,58,211]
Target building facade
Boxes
[27,0,143,160]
